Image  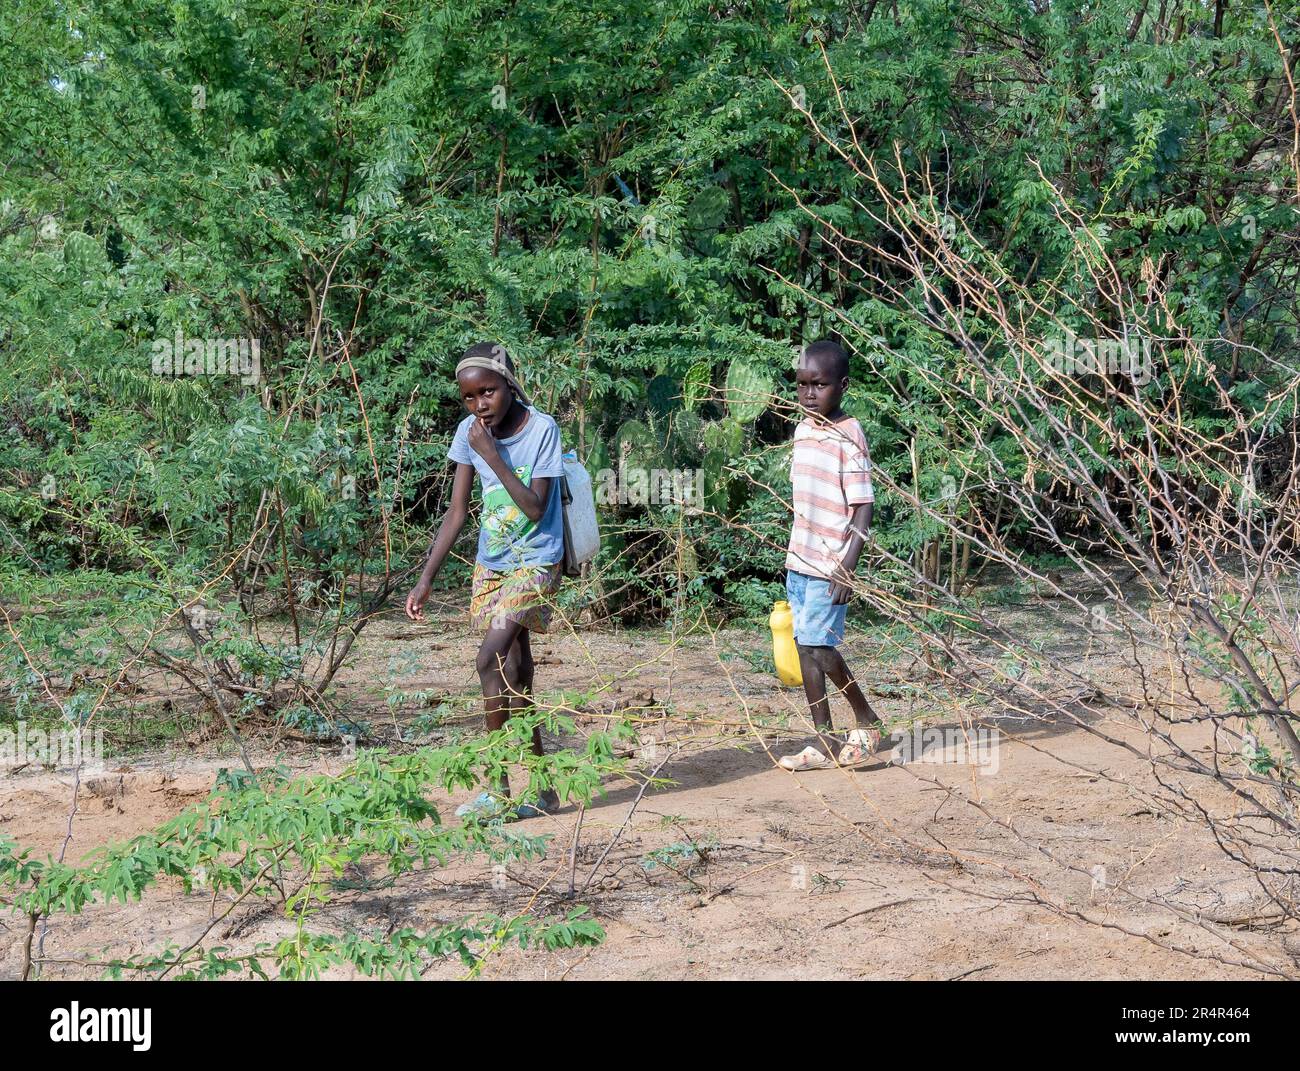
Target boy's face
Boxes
[458,367,516,428]
[795,355,846,418]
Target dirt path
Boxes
[1,607,1291,980]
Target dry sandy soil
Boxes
[2,596,1295,981]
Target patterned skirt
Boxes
[470,561,564,633]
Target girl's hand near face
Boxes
[467,417,498,459]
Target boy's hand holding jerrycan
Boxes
[770,600,803,686]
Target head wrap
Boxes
[454,351,531,407]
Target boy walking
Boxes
[779,340,884,771]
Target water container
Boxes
[560,451,600,575]
[770,600,803,686]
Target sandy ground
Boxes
[2,598,1296,981]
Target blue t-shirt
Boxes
[448,406,565,570]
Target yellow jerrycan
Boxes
[770,601,803,686]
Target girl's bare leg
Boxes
[476,618,526,793]
[508,630,544,757]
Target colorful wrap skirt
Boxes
[470,561,564,633]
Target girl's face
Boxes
[458,367,517,429]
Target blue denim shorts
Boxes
[786,570,847,647]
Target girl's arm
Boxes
[405,463,474,621]
[497,471,552,523]
[467,417,552,522]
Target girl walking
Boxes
[405,343,566,819]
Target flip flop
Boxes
[779,745,832,771]
[837,727,883,769]
[513,789,561,820]
[455,791,507,820]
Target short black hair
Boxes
[799,340,848,380]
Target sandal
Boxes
[778,745,832,771]
[513,788,561,820]
[454,791,507,820]
[837,727,882,769]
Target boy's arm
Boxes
[467,417,553,521]
[405,463,474,621]
[829,502,872,605]
[830,425,874,604]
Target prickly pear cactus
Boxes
[613,418,661,469]
[669,410,704,464]
[62,231,105,274]
[586,437,611,478]
[725,358,773,424]
[702,448,728,510]
[682,360,712,411]
[702,417,744,457]
[647,375,680,417]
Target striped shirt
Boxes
[785,415,874,580]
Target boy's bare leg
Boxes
[797,643,882,756]
[812,645,881,729]
[796,643,839,757]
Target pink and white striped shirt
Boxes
[785,415,874,580]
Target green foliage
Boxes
[0,707,622,978]
[724,358,775,424]
[4,0,1294,632]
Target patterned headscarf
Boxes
[454,348,531,406]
